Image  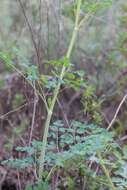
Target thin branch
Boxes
[37,0,42,65]
[29,82,38,146]
[0,102,33,120]
[16,0,40,69]
[56,98,70,127]
[107,92,127,130]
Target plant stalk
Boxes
[38,0,82,179]
[97,152,115,190]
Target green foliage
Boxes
[47,57,70,68]
[14,48,39,81]
[26,181,49,190]
[64,69,86,90]
[62,0,112,21]
[118,32,127,55]
[15,146,34,155]
[42,58,70,89]
[1,157,34,169]
[81,85,102,124]
[81,0,112,13]
[0,49,39,82]
[26,65,39,81]
[2,119,127,189]
[40,75,58,90]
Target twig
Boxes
[16,0,40,69]
[56,98,70,127]
[46,165,57,181]
[37,0,42,67]
[29,82,38,146]
[17,170,22,190]
[120,135,127,141]
[0,102,33,120]
[107,92,127,130]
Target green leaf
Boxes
[47,57,70,68]
[66,128,75,133]
[32,140,42,151]
[53,120,64,127]
[59,127,66,132]
[16,146,34,155]
[1,157,34,169]
[75,135,82,142]
[77,127,85,134]
[60,134,74,144]
[112,177,127,188]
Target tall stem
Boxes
[38,0,82,179]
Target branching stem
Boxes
[38,0,82,179]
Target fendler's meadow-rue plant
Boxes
[38,0,83,179]
[38,0,113,179]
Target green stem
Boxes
[38,0,82,179]
[97,152,115,190]
[66,0,82,59]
